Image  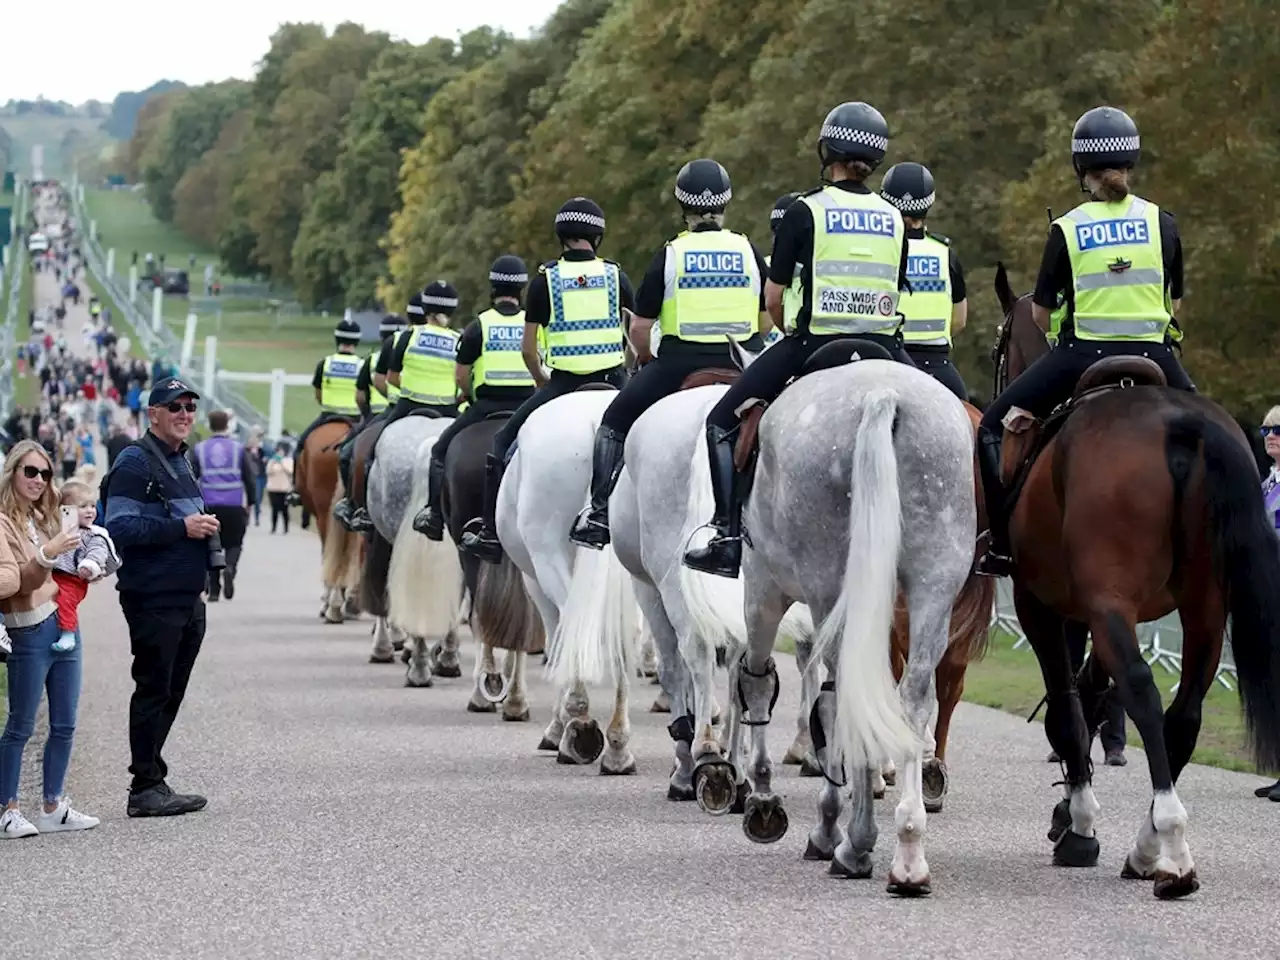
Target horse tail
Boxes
[812,388,918,773]
[321,474,359,592]
[387,463,463,642]
[360,532,393,617]
[1169,411,1280,769]
[949,573,995,665]
[473,557,545,655]
[677,431,747,652]
[548,542,639,690]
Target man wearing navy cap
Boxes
[103,376,220,818]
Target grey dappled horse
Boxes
[732,359,974,896]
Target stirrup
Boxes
[286,491,302,507]
[974,532,1013,578]
[683,530,741,579]
[460,519,503,565]
[568,508,610,550]
[348,507,374,533]
[413,505,444,540]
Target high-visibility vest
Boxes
[319,353,361,415]
[365,355,388,413]
[765,253,802,340]
[544,258,625,374]
[399,324,459,405]
[1053,195,1170,343]
[380,331,405,404]
[657,230,758,343]
[801,186,904,337]
[473,308,535,390]
[899,234,953,347]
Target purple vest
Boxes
[197,435,245,507]
[1264,469,1280,535]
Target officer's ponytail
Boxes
[846,160,876,183]
[1091,168,1131,203]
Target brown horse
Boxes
[992,267,1280,898]
[296,420,363,624]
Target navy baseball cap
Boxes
[148,377,201,407]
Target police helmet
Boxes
[378,313,405,337]
[420,280,459,315]
[406,291,425,321]
[770,192,802,235]
[334,317,361,346]
[1071,106,1140,176]
[674,159,732,213]
[489,254,529,294]
[818,102,890,168]
[879,162,936,218]
[554,197,606,243]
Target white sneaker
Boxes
[36,798,99,833]
[0,808,39,839]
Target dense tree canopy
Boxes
[121,0,1280,414]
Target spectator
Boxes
[1254,405,1280,802]
[0,440,98,839]
[265,441,294,534]
[246,429,267,526]
[49,481,120,652]
[105,423,131,468]
[191,410,254,601]
[103,377,216,818]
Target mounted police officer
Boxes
[974,106,1194,578]
[413,255,536,541]
[764,191,803,347]
[460,197,636,564]
[346,282,460,533]
[879,162,969,400]
[568,160,768,550]
[331,311,406,527]
[294,317,363,460]
[682,101,913,579]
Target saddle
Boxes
[575,382,618,393]
[680,367,740,392]
[733,339,894,472]
[403,406,446,420]
[482,410,514,422]
[999,356,1168,504]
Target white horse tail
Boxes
[548,543,639,690]
[677,432,747,651]
[812,388,918,774]
[777,603,815,653]
[386,466,463,640]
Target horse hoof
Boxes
[649,692,671,713]
[599,757,637,776]
[368,653,395,664]
[649,674,661,686]
[399,648,411,664]
[433,662,462,679]
[922,758,948,814]
[804,838,835,862]
[559,718,604,765]
[392,639,405,652]
[874,784,886,800]
[742,794,788,845]
[404,674,433,689]
[501,708,530,722]
[798,754,822,778]
[667,781,695,802]
[730,779,750,815]
[481,671,511,705]
[323,612,344,625]
[829,845,873,879]
[1052,829,1100,868]
[692,759,736,816]
[1121,854,1155,880]
[1153,869,1200,900]
[467,700,497,713]
[887,874,932,897]
[537,736,559,752]
[1048,797,1072,843]
[343,599,361,618]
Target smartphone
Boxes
[60,505,78,535]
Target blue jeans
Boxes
[0,615,82,806]
[253,474,267,522]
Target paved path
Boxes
[4,512,1279,958]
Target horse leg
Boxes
[806,648,849,865]
[784,635,820,774]
[323,584,345,624]
[599,671,636,775]
[501,650,530,722]
[468,642,499,713]
[404,635,433,688]
[557,679,602,765]
[739,581,788,844]
[639,628,659,679]
[923,653,963,813]
[1015,585,1100,868]
[369,616,396,664]
[433,613,463,679]
[634,580,693,800]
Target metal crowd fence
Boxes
[989,579,1237,693]
[0,181,30,421]
[69,183,266,442]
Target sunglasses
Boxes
[21,465,53,482]
[1261,426,1280,437]
[166,402,198,414]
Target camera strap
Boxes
[135,434,201,518]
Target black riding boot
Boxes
[681,424,742,579]
[223,546,241,600]
[346,448,376,533]
[412,457,448,540]
[460,454,505,565]
[974,427,1013,578]
[569,426,627,550]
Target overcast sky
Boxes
[9,1,564,104]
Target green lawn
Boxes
[82,189,218,281]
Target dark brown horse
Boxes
[992,266,1280,899]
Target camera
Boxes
[207,527,227,571]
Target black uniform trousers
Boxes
[905,345,968,401]
[431,394,528,464]
[979,337,1194,438]
[121,593,206,793]
[705,332,915,432]
[493,365,628,462]
[339,409,388,491]
[600,351,730,435]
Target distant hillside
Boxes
[101,81,186,139]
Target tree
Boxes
[173,109,250,248]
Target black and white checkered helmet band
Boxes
[883,191,935,213]
[820,125,889,153]
[555,210,606,231]
[770,207,788,221]
[1072,135,1140,153]
[406,303,425,316]
[675,186,732,208]
[422,294,459,308]
[489,271,529,284]
[335,328,362,341]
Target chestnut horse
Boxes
[295,420,363,624]
[992,265,1280,899]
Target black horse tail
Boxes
[1167,412,1280,769]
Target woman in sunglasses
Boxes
[0,439,99,839]
[1255,407,1280,803]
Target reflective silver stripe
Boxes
[1074,317,1167,337]
[813,260,899,280]
[485,370,534,381]
[1075,268,1163,291]
[901,318,946,332]
[1063,197,1147,224]
[807,191,839,209]
[812,318,899,334]
[678,321,753,336]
